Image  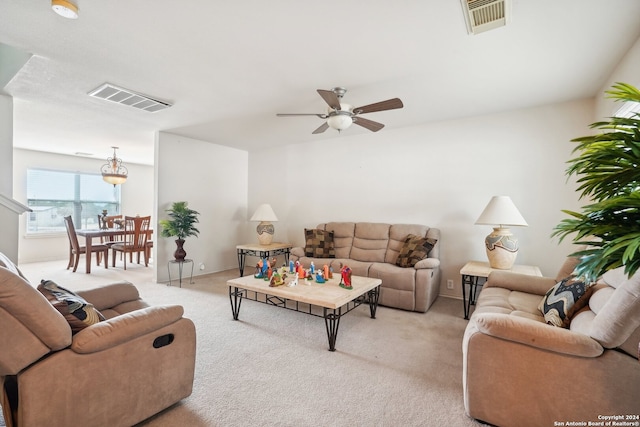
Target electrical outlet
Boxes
[447,279,454,290]
[199,262,205,271]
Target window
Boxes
[26,168,121,234]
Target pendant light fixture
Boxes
[51,0,79,19]
[101,146,128,186]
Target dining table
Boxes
[76,228,153,274]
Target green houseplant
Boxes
[159,201,200,261]
[552,82,640,282]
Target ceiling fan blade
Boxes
[353,98,403,115]
[353,117,385,132]
[317,89,341,110]
[277,113,327,118]
[312,122,329,134]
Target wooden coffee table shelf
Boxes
[227,273,382,351]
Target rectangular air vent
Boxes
[461,0,510,35]
[88,83,172,112]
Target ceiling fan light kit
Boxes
[277,87,403,135]
[51,0,79,19]
[327,112,353,131]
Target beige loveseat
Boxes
[290,222,441,312]
[0,254,196,427]
[462,255,640,426]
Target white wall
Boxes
[0,94,19,262]
[248,99,590,298]
[155,133,248,282]
[13,148,154,263]
[596,36,640,120]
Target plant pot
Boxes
[174,238,187,261]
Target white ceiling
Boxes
[1,1,640,166]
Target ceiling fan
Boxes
[276,87,403,134]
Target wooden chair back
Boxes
[98,214,123,229]
[123,216,150,250]
[63,216,81,252]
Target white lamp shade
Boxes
[250,204,278,222]
[475,196,527,227]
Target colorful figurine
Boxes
[270,271,286,287]
[289,260,295,273]
[323,265,330,281]
[315,270,325,283]
[339,265,353,290]
[287,272,299,287]
[310,261,315,274]
[297,263,306,279]
[254,258,269,279]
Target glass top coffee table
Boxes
[227,273,382,351]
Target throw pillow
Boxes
[538,276,594,328]
[395,234,437,268]
[38,280,105,333]
[304,229,336,258]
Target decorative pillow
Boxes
[395,234,437,268]
[538,276,594,328]
[304,229,336,258]
[37,280,105,333]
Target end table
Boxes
[236,242,292,276]
[460,261,542,319]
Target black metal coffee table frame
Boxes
[229,285,380,351]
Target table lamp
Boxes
[475,196,528,269]
[250,204,278,245]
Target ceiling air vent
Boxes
[461,0,510,35]
[88,83,172,112]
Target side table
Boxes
[236,242,292,276]
[168,259,194,287]
[460,261,542,319]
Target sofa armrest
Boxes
[70,305,185,354]
[291,247,305,258]
[414,257,440,269]
[76,282,141,311]
[473,313,603,357]
[485,271,556,296]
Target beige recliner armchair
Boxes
[462,254,640,427]
[0,254,196,427]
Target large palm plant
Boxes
[552,82,640,281]
[159,201,200,240]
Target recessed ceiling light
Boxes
[51,0,78,19]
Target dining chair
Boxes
[98,214,124,246]
[63,215,109,273]
[98,214,123,230]
[111,216,151,270]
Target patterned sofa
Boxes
[290,222,441,312]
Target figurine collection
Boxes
[253,258,350,289]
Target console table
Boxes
[460,261,542,319]
[236,242,292,276]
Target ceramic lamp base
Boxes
[256,221,275,245]
[485,227,519,269]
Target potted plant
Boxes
[159,201,200,261]
[553,82,640,281]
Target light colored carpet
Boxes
[12,260,484,427]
